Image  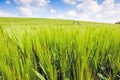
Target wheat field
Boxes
[0,18,120,80]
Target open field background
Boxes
[0,18,120,80]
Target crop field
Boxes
[0,18,120,80]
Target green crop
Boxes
[0,18,120,80]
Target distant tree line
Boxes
[115,21,120,24]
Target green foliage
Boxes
[0,18,120,80]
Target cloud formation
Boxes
[0,10,16,17]
[14,0,50,16]
[6,0,11,4]
[64,0,120,23]
[67,10,77,17]
[63,0,82,5]
[0,0,120,23]
[50,9,56,13]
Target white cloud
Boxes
[0,10,16,17]
[58,14,64,18]
[63,0,120,23]
[14,0,50,7]
[66,11,89,20]
[63,0,82,5]
[13,0,50,16]
[67,10,77,17]
[6,0,11,4]
[63,0,76,5]
[76,0,101,12]
[50,9,56,13]
[101,0,114,10]
[19,6,33,16]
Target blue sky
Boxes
[0,0,120,23]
